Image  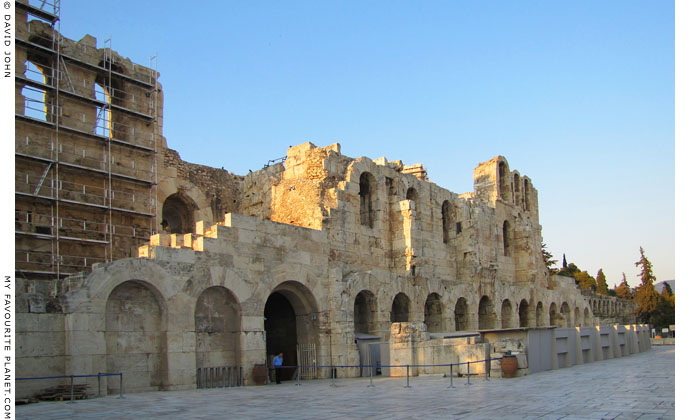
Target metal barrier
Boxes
[16,373,124,403]
[274,357,505,388]
[196,366,243,389]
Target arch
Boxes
[441,200,454,243]
[584,308,592,326]
[501,299,513,328]
[22,62,48,121]
[513,173,522,209]
[406,187,419,218]
[536,301,545,327]
[502,220,511,256]
[162,192,197,234]
[195,286,241,374]
[574,307,581,327]
[391,293,411,322]
[359,172,376,228]
[454,297,468,331]
[549,302,558,326]
[354,290,377,335]
[478,296,496,330]
[498,161,510,201]
[94,82,112,137]
[106,280,166,392]
[560,302,571,328]
[424,293,443,333]
[523,179,531,210]
[518,299,529,328]
[264,281,320,381]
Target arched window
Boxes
[162,193,196,234]
[502,220,510,256]
[391,293,410,323]
[454,298,468,331]
[22,62,48,121]
[354,290,377,334]
[536,302,545,326]
[424,293,443,333]
[549,303,557,326]
[518,299,529,327]
[442,200,454,243]
[478,296,495,329]
[498,161,510,202]
[94,82,112,138]
[359,172,376,228]
[501,299,513,328]
[523,179,531,211]
[513,174,522,209]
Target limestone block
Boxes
[150,233,171,247]
[18,332,65,357]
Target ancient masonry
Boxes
[15,1,641,397]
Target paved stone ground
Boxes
[17,346,675,420]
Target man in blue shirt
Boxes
[273,352,283,384]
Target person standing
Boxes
[273,352,283,384]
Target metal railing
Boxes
[196,366,243,389]
[271,357,505,389]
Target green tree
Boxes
[615,273,633,299]
[574,270,596,291]
[558,262,580,278]
[595,269,608,295]
[541,243,558,275]
[633,247,660,324]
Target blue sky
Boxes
[58,0,675,286]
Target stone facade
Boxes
[14,5,640,398]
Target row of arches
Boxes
[358,172,460,245]
[21,57,133,139]
[589,298,624,316]
[355,291,594,335]
[497,160,531,211]
[105,279,319,392]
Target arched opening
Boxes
[441,200,454,244]
[354,290,377,335]
[502,220,511,256]
[584,308,592,326]
[195,287,241,378]
[478,296,496,330]
[94,82,112,137]
[498,161,510,202]
[22,62,48,121]
[454,297,468,331]
[513,174,522,209]
[523,179,531,210]
[518,299,529,328]
[549,302,558,326]
[560,302,571,328]
[359,172,376,228]
[162,193,196,234]
[264,281,320,382]
[406,187,419,219]
[536,301,545,326]
[424,293,443,333]
[501,299,513,328]
[574,307,581,327]
[391,293,411,322]
[106,280,166,393]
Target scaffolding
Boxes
[15,0,159,282]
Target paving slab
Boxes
[17,346,674,420]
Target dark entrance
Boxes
[264,292,297,381]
